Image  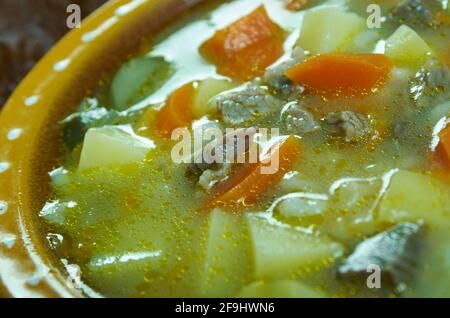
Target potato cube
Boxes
[385,25,432,68]
[193,79,235,118]
[78,126,154,171]
[378,170,450,227]
[198,209,251,297]
[296,7,365,54]
[247,214,343,278]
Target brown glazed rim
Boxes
[0,0,205,297]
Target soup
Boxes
[40,0,450,297]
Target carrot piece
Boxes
[438,125,450,166]
[155,82,195,137]
[200,6,285,81]
[285,53,393,97]
[203,136,301,210]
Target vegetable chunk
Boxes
[193,79,235,118]
[296,7,365,55]
[385,25,433,68]
[285,53,393,97]
[203,135,301,210]
[247,215,343,278]
[111,56,173,110]
[155,82,195,137]
[378,170,450,227]
[439,125,450,166]
[78,126,154,171]
[198,209,251,297]
[200,6,285,81]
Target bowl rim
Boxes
[0,0,205,298]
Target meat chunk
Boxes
[325,111,371,142]
[338,222,424,291]
[410,60,450,108]
[388,0,439,28]
[280,101,319,134]
[215,84,283,126]
[187,128,258,190]
[263,47,306,97]
[197,163,232,191]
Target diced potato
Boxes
[378,170,450,227]
[385,25,433,68]
[296,8,365,54]
[111,57,173,110]
[247,214,344,278]
[193,79,235,118]
[237,280,326,298]
[198,209,251,297]
[78,126,154,171]
[87,250,164,296]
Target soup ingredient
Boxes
[338,222,424,290]
[263,47,306,97]
[410,60,450,108]
[199,209,251,297]
[237,280,325,297]
[78,126,153,171]
[285,53,393,96]
[280,101,319,134]
[385,25,433,68]
[155,82,195,137]
[188,128,257,183]
[247,215,343,278]
[215,84,282,126]
[388,0,438,29]
[439,125,450,165]
[378,170,450,227]
[203,135,301,210]
[111,56,173,110]
[88,249,165,296]
[200,6,285,81]
[193,78,235,118]
[61,98,120,150]
[296,7,365,54]
[325,111,371,142]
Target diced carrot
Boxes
[200,6,285,81]
[286,0,309,11]
[431,169,450,184]
[285,53,393,97]
[438,125,450,167]
[203,135,301,211]
[155,82,195,138]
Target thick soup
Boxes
[41,0,450,297]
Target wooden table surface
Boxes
[0,0,107,108]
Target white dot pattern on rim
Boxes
[7,128,23,140]
[0,162,10,173]
[24,95,39,106]
[0,201,7,215]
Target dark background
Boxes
[0,0,107,108]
